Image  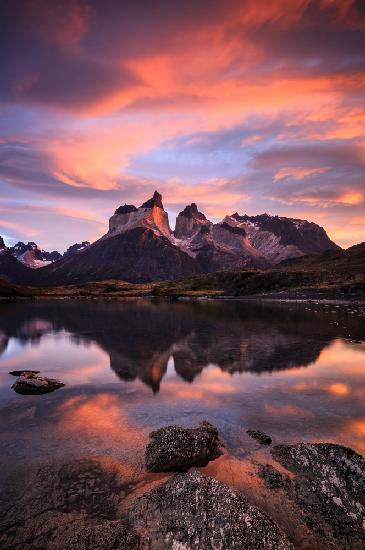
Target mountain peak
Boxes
[174,203,211,240]
[0,236,5,250]
[141,190,164,210]
[179,203,207,221]
[8,240,62,268]
[63,241,91,258]
[114,204,138,215]
[108,191,171,238]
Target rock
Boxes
[272,443,365,548]
[130,470,293,549]
[63,521,140,550]
[145,421,224,472]
[247,429,272,445]
[12,372,65,395]
[9,370,40,376]
[258,464,291,490]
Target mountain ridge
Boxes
[0,191,342,285]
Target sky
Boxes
[1,0,365,252]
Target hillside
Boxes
[1,242,364,301]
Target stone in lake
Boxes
[247,429,272,445]
[145,421,224,472]
[130,470,294,549]
[12,372,65,395]
[9,370,40,376]
[272,442,365,548]
[63,521,140,550]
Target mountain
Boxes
[63,241,91,257]
[34,193,199,285]
[37,228,199,285]
[224,213,340,264]
[174,203,211,239]
[0,250,35,283]
[0,237,5,250]
[8,241,62,268]
[0,192,342,286]
[108,190,172,239]
[1,241,364,299]
[174,204,274,271]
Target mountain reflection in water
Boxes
[0,299,365,470]
[0,300,363,393]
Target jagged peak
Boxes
[63,241,91,257]
[12,241,39,251]
[114,204,138,215]
[0,236,5,249]
[140,190,164,210]
[179,203,207,221]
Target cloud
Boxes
[0,0,365,248]
[273,166,331,182]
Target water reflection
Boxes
[0,299,364,471]
[0,300,363,392]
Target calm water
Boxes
[0,299,365,486]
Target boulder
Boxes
[272,442,365,548]
[247,429,272,445]
[145,421,224,472]
[12,372,65,395]
[130,470,294,549]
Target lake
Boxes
[0,299,364,547]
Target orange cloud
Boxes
[2,0,365,249]
[337,191,364,205]
[0,219,40,238]
[273,166,331,182]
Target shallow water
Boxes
[0,299,365,485]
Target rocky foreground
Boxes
[0,423,364,549]
[145,421,224,472]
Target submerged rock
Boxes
[63,522,140,550]
[247,429,272,445]
[130,470,293,549]
[145,421,224,472]
[272,442,365,549]
[9,370,40,376]
[12,372,64,395]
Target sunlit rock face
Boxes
[225,213,340,264]
[174,203,211,240]
[108,191,171,239]
[173,204,269,269]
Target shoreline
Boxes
[1,294,365,305]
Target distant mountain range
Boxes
[0,191,341,285]
[0,240,91,269]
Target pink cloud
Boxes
[273,166,331,182]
